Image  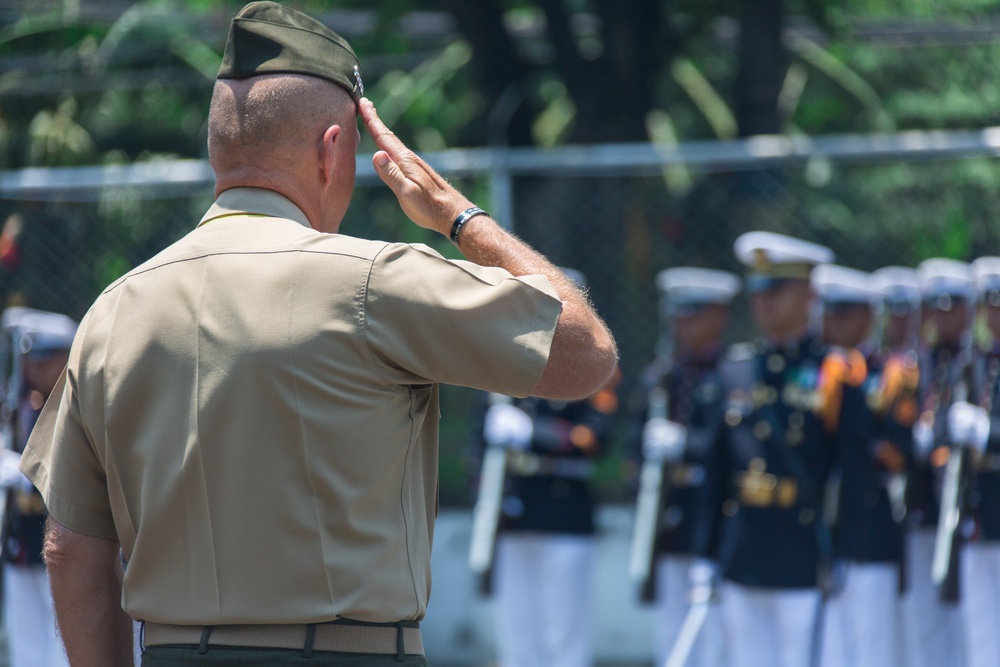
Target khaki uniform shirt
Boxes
[20,187,560,625]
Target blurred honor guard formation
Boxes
[470,231,1000,667]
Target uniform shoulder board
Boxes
[726,342,756,361]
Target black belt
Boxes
[142,618,423,661]
[506,451,594,479]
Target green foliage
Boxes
[0,0,217,167]
[4,0,1000,504]
[27,95,95,165]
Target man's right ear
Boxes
[320,125,342,184]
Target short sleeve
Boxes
[363,243,562,397]
[19,317,117,540]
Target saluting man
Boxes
[479,268,620,667]
[900,258,974,667]
[17,3,617,665]
[629,267,738,667]
[943,256,1000,667]
[812,265,916,667]
[693,232,867,667]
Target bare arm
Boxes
[359,98,617,399]
[44,517,133,667]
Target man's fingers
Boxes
[360,98,405,156]
[372,151,406,193]
[361,97,470,233]
[361,98,447,187]
[359,98,384,137]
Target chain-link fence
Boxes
[3,130,999,504]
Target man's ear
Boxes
[320,124,342,184]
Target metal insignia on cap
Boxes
[752,248,770,270]
[354,65,364,96]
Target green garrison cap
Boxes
[218,1,363,103]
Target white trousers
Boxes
[134,620,143,666]
[3,565,70,667]
[494,533,595,667]
[722,582,820,667]
[899,528,965,667]
[652,555,725,667]
[819,561,898,667]
[960,542,1000,667]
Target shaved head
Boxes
[208,74,355,177]
[207,73,360,231]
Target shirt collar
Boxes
[198,187,313,230]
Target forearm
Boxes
[456,215,618,399]
[44,517,132,667]
[360,98,616,397]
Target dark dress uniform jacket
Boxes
[695,337,867,589]
[970,346,1000,542]
[630,353,727,558]
[835,349,916,564]
[493,392,616,536]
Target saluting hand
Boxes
[360,97,473,237]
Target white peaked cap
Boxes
[971,257,1000,295]
[811,264,876,305]
[871,266,921,308]
[917,258,975,301]
[0,307,77,355]
[733,231,834,268]
[656,267,742,306]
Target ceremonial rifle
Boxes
[662,558,714,667]
[931,329,976,603]
[468,393,513,595]
[628,385,669,601]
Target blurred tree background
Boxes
[2,0,1000,503]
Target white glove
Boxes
[912,417,935,461]
[687,558,719,603]
[948,401,990,454]
[484,403,533,450]
[642,418,687,463]
[0,449,22,490]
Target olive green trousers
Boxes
[141,647,429,666]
